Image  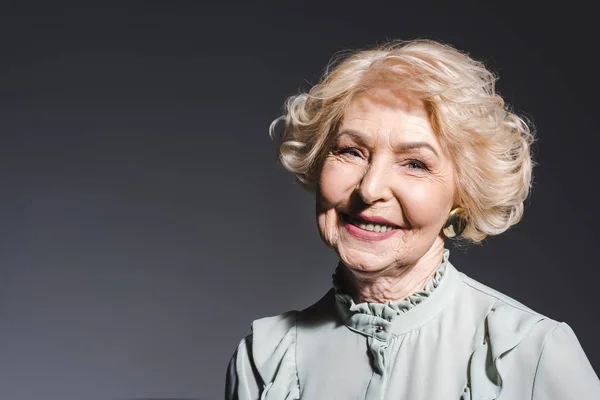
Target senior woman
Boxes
[225,39,600,399]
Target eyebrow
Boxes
[335,129,440,157]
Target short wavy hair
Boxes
[269,39,535,243]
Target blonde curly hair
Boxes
[269,39,535,243]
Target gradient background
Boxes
[1,2,599,400]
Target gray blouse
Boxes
[225,250,600,399]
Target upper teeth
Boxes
[345,214,397,232]
[357,223,395,232]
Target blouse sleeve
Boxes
[532,322,600,399]
[225,312,300,400]
[226,334,260,400]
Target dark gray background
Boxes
[1,2,598,400]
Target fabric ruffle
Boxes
[332,249,449,322]
[251,311,300,400]
[461,300,545,399]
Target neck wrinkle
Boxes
[331,249,457,338]
[336,238,447,304]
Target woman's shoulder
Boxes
[452,266,594,356]
[227,310,300,399]
[249,288,334,334]
[452,268,560,357]
[226,290,339,399]
[450,269,600,397]
[457,268,548,318]
[248,309,298,365]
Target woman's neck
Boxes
[338,238,446,304]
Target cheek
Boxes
[399,180,453,225]
[318,161,359,206]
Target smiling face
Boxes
[316,87,457,273]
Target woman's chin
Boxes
[337,248,395,272]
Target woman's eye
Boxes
[406,160,428,170]
[339,147,362,158]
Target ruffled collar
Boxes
[332,249,461,339]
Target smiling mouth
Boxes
[340,213,400,233]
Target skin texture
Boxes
[316,87,458,303]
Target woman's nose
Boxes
[357,162,394,205]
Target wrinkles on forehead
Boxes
[338,87,445,158]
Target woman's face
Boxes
[316,87,456,272]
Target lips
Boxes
[339,212,401,240]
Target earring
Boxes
[442,207,467,238]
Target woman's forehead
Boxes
[339,88,438,145]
